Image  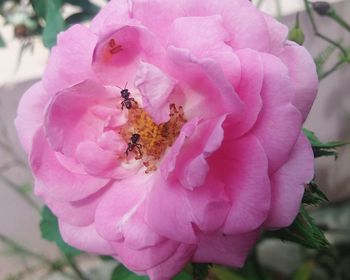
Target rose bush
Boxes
[15,0,318,279]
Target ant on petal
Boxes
[126,133,143,159]
[117,83,137,110]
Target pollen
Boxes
[120,104,186,173]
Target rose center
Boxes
[120,104,186,173]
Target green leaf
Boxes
[266,206,329,250]
[40,206,81,257]
[303,128,350,159]
[314,43,338,77]
[303,181,329,206]
[31,0,62,19]
[42,0,65,48]
[192,263,211,280]
[0,32,5,48]
[173,271,192,280]
[292,260,315,280]
[111,265,148,280]
[65,12,96,26]
[100,255,115,262]
[64,0,100,13]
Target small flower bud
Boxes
[288,27,305,45]
[312,1,332,16]
[288,13,305,45]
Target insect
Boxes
[118,83,137,110]
[126,133,143,158]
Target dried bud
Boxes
[312,1,332,16]
[14,24,29,38]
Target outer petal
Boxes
[90,0,132,34]
[145,174,197,244]
[147,244,196,280]
[31,128,109,202]
[43,25,97,95]
[112,239,180,271]
[264,133,314,228]
[186,174,230,232]
[14,82,49,153]
[95,174,163,249]
[193,230,260,267]
[252,53,302,174]
[278,43,319,121]
[208,135,271,234]
[224,49,263,139]
[45,184,111,227]
[59,222,115,255]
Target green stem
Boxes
[328,10,350,33]
[319,60,346,80]
[304,0,348,58]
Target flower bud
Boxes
[289,27,305,45]
[288,13,305,45]
[312,1,332,16]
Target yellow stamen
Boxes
[120,104,186,173]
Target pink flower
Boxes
[15,0,318,279]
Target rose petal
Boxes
[31,128,109,202]
[15,82,49,153]
[264,133,314,228]
[43,25,97,95]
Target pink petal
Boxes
[145,173,197,244]
[224,49,264,140]
[43,25,97,95]
[208,135,270,234]
[262,13,288,53]
[90,0,132,34]
[186,174,230,232]
[15,82,49,153]
[193,230,260,267]
[278,42,319,121]
[59,222,115,255]
[147,244,196,280]
[95,174,153,242]
[44,80,114,157]
[31,128,109,201]
[167,46,243,120]
[112,239,179,271]
[252,53,302,174]
[135,62,177,124]
[92,24,164,87]
[264,133,314,228]
[168,15,229,57]
[168,116,226,190]
[45,184,111,226]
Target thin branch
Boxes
[304,0,348,57]
[0,174,41,212]
[319,60,346,80]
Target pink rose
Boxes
[15,0,318,279]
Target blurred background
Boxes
[0,0,350,279]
